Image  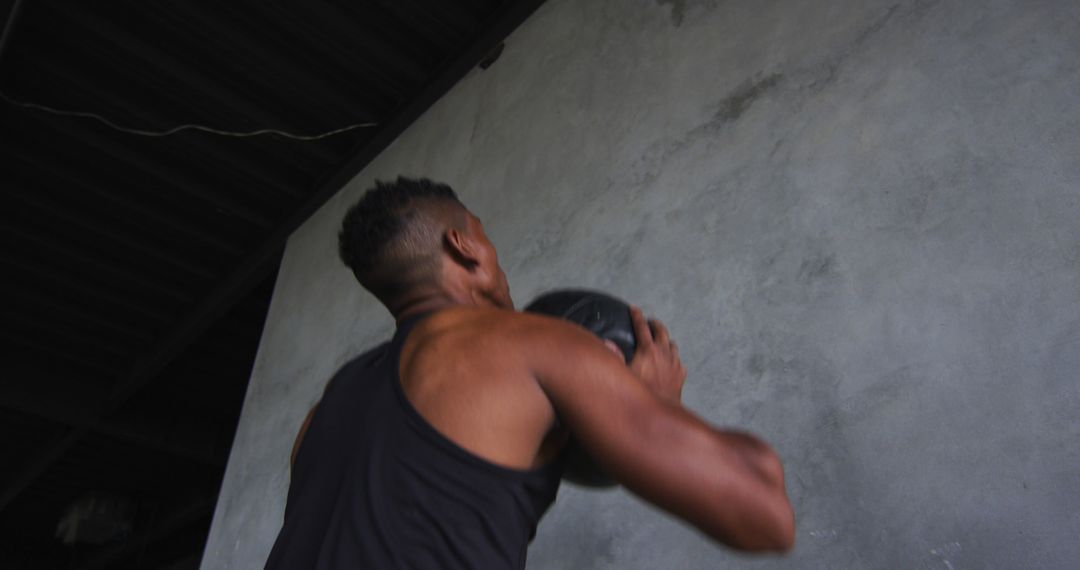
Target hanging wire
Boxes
[0,89,378,140]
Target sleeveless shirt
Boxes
[264,313,564,569]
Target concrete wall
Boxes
[201,0,1080,568]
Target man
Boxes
[265,178,794,569]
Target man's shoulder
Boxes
[406,307,588,372]
[425,306,580,342]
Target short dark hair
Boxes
[338,177,463,300]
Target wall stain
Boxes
[589,65,784,202]
[656,0,688,27]
[754,240,847,309]
[655,0,720,27]
[789,0,944,98]
[853,4,901,48]
[706,73,784,129]
[582,0,948,257]
[747,352,767,377]
[800,62,839,96]
[797,253,838,284]
[603,223,650,271]
[816,365,926,431]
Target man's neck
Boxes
[392,296,458,325]
[390,287,500,325]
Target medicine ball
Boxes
[524,289,637,363]
[524,289,640,488]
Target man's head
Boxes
[338,177,512,313]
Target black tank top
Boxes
[264,313,563,569]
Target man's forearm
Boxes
[709,429,795,551]
[635,402,795,552]
[718,431,788,491]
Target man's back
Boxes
[399,307,574,472]
[264,311,564,570]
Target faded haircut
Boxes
[338,177,464,300]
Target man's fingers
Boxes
[650,318,671,348]
[630,306,654,350]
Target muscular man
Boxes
[265,178,794,569]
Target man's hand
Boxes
[628,307,686,404]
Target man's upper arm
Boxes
[522,316,794,551]
[290,405,318,467]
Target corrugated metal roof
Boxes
[0,0,543,567]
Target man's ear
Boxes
[445,227,480,269]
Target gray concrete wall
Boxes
[201,0,1080,568]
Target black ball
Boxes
[524,289,639,489]
[524,289,637,363]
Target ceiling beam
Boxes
[0,374,105,426]
[5,285,153,341]
[48,0,340,165]
[0,380,226,467]
[265,1,430,90]
[24,110,276,230]
[1,257,174,324]
[3,223,197,304]
[0,331,123,376]
[0,427,87,511]
[10,189,219,281]
[29,55,310,204]
[401,0,479,41]
[92,420,226,468]
[7,150,246,257]
[5,311,140,357]
[37,59,310,200]
[0,0,25,65]
[181,2,396,119]
[0,0,548,518]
